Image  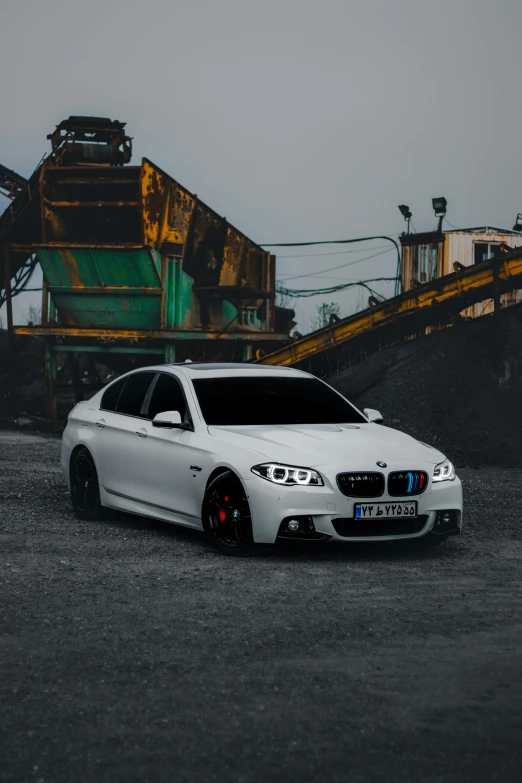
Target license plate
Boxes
[354,501,417,520]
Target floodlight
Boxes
[432,197,447,216]
[398,204,412,220]
[513,213,522,232]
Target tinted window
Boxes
[101,377,126,412]
[193,376,366,426]
[147,374,187,421]
[116,372,156,417]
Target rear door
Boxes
[94,371,156,500]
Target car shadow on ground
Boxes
[92,505,464,565]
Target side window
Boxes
[116,372,156,417]
[147,374,187,421]
[101,377,126,412]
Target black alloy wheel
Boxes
[70,448,102,521]
[202,471,254,555]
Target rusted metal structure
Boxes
[258,246,522,371]
[0,117,293,417]
[47,116,132,167]
[0,164,38,314]
[0,163,27,201]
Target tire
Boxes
[70,447,102,521]
[202,471,255,556]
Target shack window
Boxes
[412,243,438,282]
[474,243,500,264]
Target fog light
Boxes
[434,510,460,535]
[278,516,317,537]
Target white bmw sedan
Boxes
[62,363,463,555]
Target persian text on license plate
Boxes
[354,501,417,520]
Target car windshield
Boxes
[192,376,366,426]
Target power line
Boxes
[444,217,462,230]
[277,276,398,299]
[277,247,392,282]
[276,244,391,260]
[261,233,402,297]
[262,233,402,247]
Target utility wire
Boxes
[277,276,398,299]
[444,217,462,230]
[262,234,402,247]
[276,244,391,260]
[277,247,393,282]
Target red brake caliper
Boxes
[219,496,230,523]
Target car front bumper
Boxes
[242,471,463,544]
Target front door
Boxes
[131,372,200,525]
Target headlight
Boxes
[251,463,324,486]
[432,458,455,483]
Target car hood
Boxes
[207,423,445,468]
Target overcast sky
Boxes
[2,0,522,328]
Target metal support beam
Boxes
[493,260,501,315]
[165,344,176,363]
[49,345,165,355]
[45,342,57,420]
[3,244,13,350]
[41,280,49,326]
[13,326,290,342]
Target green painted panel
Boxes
[222,299,238,324]
[178,268,195,328]
[53,292,161,329]
[37,247,161,288]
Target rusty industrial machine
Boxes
[0,117,294,417]
[4,116,520,420]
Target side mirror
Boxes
[152,410,182,428]
[363,407,384,424]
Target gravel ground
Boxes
[1,431,522,783]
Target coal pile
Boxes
[329,304,522,467]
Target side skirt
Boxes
[99,486,204,531]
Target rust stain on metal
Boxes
[60,249,84,287]
[141,160,166,247]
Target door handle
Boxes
[95,419,106,429]
[135,428,147,439]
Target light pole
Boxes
[432,197,447,233]
[398,204,412,235]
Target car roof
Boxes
[138,362,309,380]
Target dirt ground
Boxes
[1,431,522,783]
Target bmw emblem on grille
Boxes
[376,461,387,468]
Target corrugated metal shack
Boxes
[400,226,522,318]
[0,117,294,417]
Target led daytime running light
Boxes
[432,458,455,483]
[251,463,323,486]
